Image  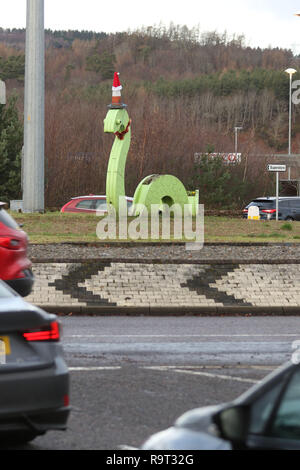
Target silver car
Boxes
[142,361,300,450]
[0,280,70,445]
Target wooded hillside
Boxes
[0,25,299,208]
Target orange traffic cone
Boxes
[112,72,122,104]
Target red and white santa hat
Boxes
[112,72,122,105]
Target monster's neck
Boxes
[105,109,131,214]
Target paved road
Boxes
[60,316,298,366]
[10,315,300,450]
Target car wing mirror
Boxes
[213,405,250,444]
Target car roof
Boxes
[71,195,106,199]
[70,195,133,200]
[253,197,300,200]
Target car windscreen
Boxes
[0,281,15,298]
[0,208,19,229]
[248,200,276,209]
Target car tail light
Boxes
[22,321,60,342]
[64,394,70,407]
[243,209,248,213]
[261,209,277,214]
[0,236,20,249]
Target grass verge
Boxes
[9,211,300,244]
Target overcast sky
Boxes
[2,0,300,52]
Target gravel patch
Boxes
[28,243,300,263]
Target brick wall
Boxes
[25,261,300,314]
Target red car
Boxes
[60,195,133,214]
[0,202,33,297]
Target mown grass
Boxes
[9,211,300,244]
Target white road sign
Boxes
[267,164,286,172]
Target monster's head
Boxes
[104,108,130,135]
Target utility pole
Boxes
[23,0,45,212]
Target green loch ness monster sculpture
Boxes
[104,73,199,217]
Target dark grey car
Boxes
[243,197,300,221]
[0,280,70,445]
[141,361,300,450]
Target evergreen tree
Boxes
[0,94,23,203]
[0,55,25,81]
[190,153,253,209]
[85,51,115,80]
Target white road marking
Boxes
[69,366,121,371]
[66,334,300,338]
[143,365,274,370]
[68,364,267,383]
[173,369,259,384]
[143,365,259,383]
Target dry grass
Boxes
[204,217,299,242]
[10,211,300,244]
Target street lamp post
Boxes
[23,0,45,213]
[294,13,300,194]
[285,68,296,180]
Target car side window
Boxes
[269,369,300,439]
[279,201,291,209]
[292,200,300,209]
[75,200,95,210]
[95,200,107,211]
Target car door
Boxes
[246,367,300,449]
